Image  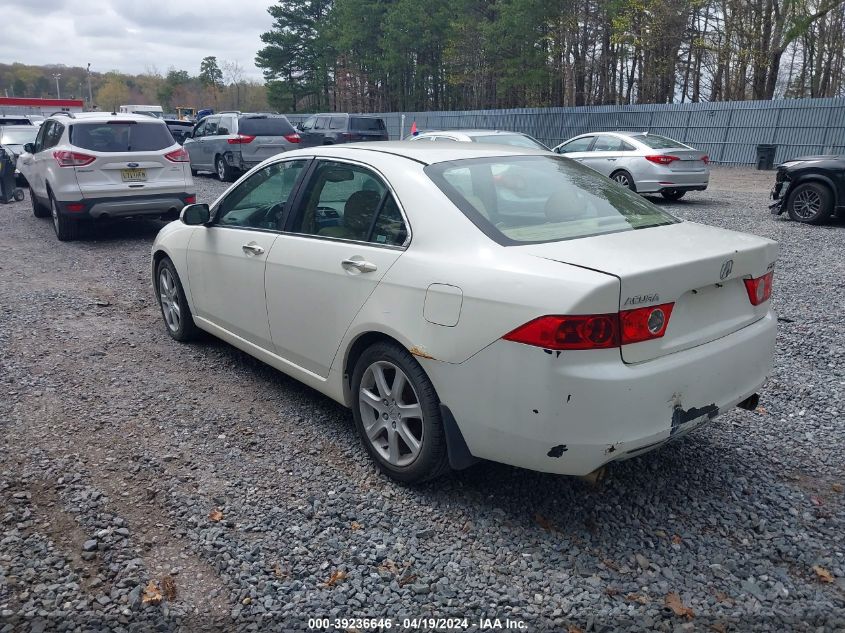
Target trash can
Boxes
[756,144,777,170]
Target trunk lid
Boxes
[237,116,299,162]
[517,222,777,363]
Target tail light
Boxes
[619,303,674,344]
[66,202,85,212]
[53,150,95,167]
[184,195,196,204]
[644,155,679,165]
[164,147,190,162]
[284,133,301,143]
[744,271,773,306]
[504,303,675,350]
[702,155,710,164]
[227,135,255,144]
[504,315,619,350]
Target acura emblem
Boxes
[719,259,733,280]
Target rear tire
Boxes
[30,187,49,218]
[156,257,200,342]
[661,189,686,201]
[610,170,636,191]
[215,156,234,182]
[49,192,82,241]
[351,342,450,484]
[787,182,833,224]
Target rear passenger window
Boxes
[329,117,345,130]
[315,117,330,130]
[44,122,64,149]
[70,122,173,152]
[350,117,386,131]
[291,161,408,246]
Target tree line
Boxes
[0,59,269,114]
[256,0,845,113]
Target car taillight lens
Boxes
[227,135,255,144]
[184,195,196,204]
[619,302,675,344]
[743,271,773,306]
[164,147,190,162]
[53,150,95,167]
[644,155,679,165]
[702,155,709,164]
[504,303,676,350]
[284,133,301,143]
[503,314,619,350]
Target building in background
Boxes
[0,97,85,116]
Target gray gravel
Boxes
[1,169,844,632]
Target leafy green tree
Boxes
[199,56,224,88]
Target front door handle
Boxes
[341,258,378,273]
[242,243,265,255]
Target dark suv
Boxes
[296,114,388,147]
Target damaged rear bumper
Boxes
[425,311,776,476]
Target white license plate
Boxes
[121,168,147,182]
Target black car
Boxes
[770,154,845,224]
[296,113,388,147]
[163,119,194,145]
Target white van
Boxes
[119,105,164,119]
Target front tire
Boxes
[787,182,833,224]
[661,189,686,201]
[156,258,200,342]
[351,342,449,483]
[215,156,234,182]
[50,192,81,241]
[610,170,636,191]
[31,187,49,218]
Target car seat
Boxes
[319,190,381,240]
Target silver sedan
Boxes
[552,131,709,201]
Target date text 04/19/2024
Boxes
[307,617,529,630]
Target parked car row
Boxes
[151,142,778,483]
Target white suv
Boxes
[18,112,196,241]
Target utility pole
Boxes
[87,63,93,107]
[52,73,62,99]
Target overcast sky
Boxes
[0,0,272,82]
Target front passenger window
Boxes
[215,160,307,230]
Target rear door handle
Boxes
[242,243,265,255]
[341,258,377,273]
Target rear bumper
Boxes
[56,192,195,219]
[425,311,776,476]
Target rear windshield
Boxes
[0,127,38,144]
[70,122,174,152]
[238,116,295,136]
[426,155,678,245]
[0,118,33,126]
[350,117,386,131]
[472,134,548,150]
[630,134,687,149]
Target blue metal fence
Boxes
[285,97,845,165]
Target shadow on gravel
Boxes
[82,218,166,243]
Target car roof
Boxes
[0,124,36,131]
[49,112,168,124]
[277,140,551,166]
[419,129,530,137]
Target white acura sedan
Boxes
[151,143,777,483]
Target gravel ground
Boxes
[1,168,843,632]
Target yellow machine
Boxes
[175,107,196,121]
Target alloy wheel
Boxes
[51,196,60,232]
[158,268,181,332]
[612,173,630,187]
[792,188,821,220]
[216,159,226,180]
[358,361,424,467]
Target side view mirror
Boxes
[23,143,35,154]
[181,203,210,225]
